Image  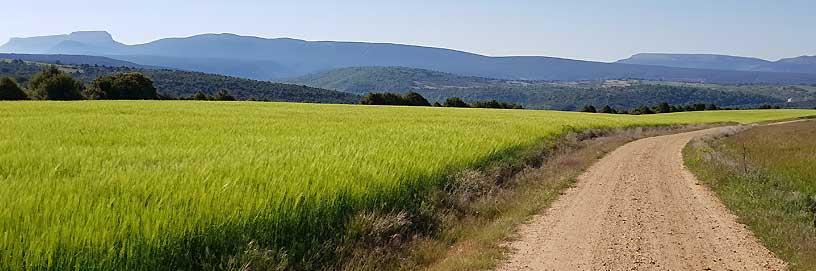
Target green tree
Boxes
[28,66,83,100]
[657,102,672,113]
[85,73,158,100]
[600,105,617,114]
[0,77,28,100]
[444,97,469,108]
[192,91,210,101]
[636,105,655,114]
[580,105,597,113]
[214,89,236,101]
[403,92,431,106]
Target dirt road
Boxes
[498,127,786,271]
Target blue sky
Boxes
[1,0,813,62]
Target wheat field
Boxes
[0,101,812,269]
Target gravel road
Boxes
[498,127,786,271]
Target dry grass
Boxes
[339,125,721,271]
[685,120,816,271]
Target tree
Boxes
[600,105,617,114]
[706,104,719,110]
[0,77,28,100]
[214,89,236,101]
[85,72,158,100]
[657,102,672,113]
[27,66,84,100]
[403,92,431,106]
[580,105,597,113]
[634,105,655,115]
[192,91,210,101]
[444,97,469,108]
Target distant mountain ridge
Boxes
[3,31,816,84]
[617,53,816,74]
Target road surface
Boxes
[498,127,786,271]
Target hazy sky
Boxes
[1,0,813,62]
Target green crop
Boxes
[0,101,812,269]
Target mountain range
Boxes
[618,53,816,74]
[3,31,816,84]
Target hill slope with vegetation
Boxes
[0,59,359,103]
[287,66,816,110]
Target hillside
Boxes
[286,66,516,93]
[0,59,359,103]
[287,66,816,110]
[5,32,816,84]
[618,53,816,74]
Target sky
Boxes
[1,0,814,62]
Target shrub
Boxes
[27,66,84,100]
[0,77,27,100]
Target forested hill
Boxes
[289,66,816,110]
[0,59,360,103]
[285,66,515,94]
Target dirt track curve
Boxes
[498,127,786,271]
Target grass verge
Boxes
[301,124,724,271]
[684,120,816,271]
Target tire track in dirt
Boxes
[497,127,786,271]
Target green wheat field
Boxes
[0,101,813,269]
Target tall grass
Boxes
[0,101,812,269]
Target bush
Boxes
[0,77,28,100]
[27,66,84,100]
[85,72,158,100]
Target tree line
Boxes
[0,66,158,100]
[360,92,523,109]
[0,65,246,101]
[580,102,784,115]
